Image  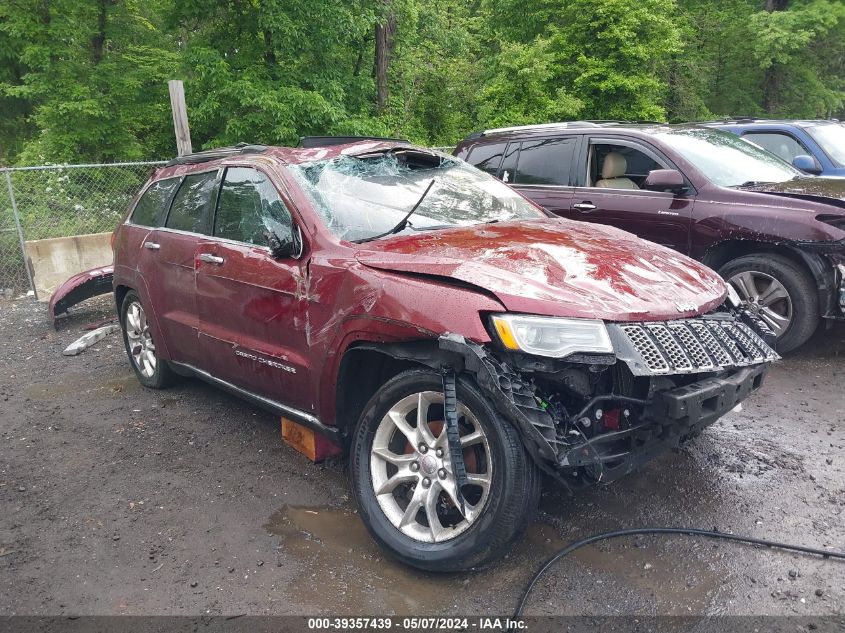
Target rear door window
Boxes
[214,168,293,246]
[130,178,180,227]
[165,171,218,235]
[467,143,506,176]
[512,138,576,186]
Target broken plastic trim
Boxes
[49,265,114,325]
[441,367,468,513]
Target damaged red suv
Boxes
[112,140,778,571]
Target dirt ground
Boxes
[0,296,843,618]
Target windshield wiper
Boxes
[353,179,436,244]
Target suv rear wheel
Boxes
[120,290,178,389]
[350,369,540,572]
[720,253,818,353]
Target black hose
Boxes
[514,527,845,619]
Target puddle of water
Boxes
[264,505,565,615]
[265,502,727,616]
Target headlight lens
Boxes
[726,283,742,308]
[491,314,614,358]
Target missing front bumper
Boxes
[558,364,769,482]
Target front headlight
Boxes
[490,314,614,358]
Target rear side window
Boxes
[130,178,180,227]
[513,138,576,186]
[165,171,218,234]
[214,168,293,246]
[467,143,506,176]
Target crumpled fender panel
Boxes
[48,265,114,325]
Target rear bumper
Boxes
[48,265,114,325]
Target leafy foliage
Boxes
[0,0,843,164]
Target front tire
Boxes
[720,253,818,353]
[350,369,540,572]
[120,290,178,389]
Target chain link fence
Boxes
[0,146,459,299]
[0,162,166,297]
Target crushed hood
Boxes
[355,218,727,322]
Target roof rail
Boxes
[165,143,268,167]
[480,120,667,135]
[482,121,600,135]
[298,136,410,148]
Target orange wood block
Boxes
[281,417,342,462]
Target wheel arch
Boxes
[702,240,808,274]
[333,341,459,435]
[702,239,834,316]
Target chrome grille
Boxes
[612,317,778,375]
[646,324,692,370]
[619,325,668,371]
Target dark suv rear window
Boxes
[166,171,218,234]
[130,178,180,227]
[466,143,506,176]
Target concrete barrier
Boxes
[24,232,113,301]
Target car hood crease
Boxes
[355,219,726,322]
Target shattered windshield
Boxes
[656,128,801,187]
[288,149,545,242]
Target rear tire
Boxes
[720,254,818,354]
[120,290,178,389]
[350,369,541,572]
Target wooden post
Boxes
[168,80,192,156]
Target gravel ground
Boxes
[0,296,843,618]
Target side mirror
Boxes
[792,154,821,175]
[265,225,303,260]
[643,169,687,193]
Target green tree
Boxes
[0,0,179,163]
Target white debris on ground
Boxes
[62,324,120,356]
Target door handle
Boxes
[573,202,597,212]
[143,241,160,250]
[198,253,224,265]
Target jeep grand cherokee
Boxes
[112,140,777,571]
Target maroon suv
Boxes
[456,123,845,352]
[112,140,777,571]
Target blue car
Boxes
[702,118,845,177]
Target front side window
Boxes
[288,150,545,242]
[656,129,800,187]
[214,168,293,246]
[807,124,845,167]
[166,171,218,234]
[512,138,576,186]
[130,178,180,227]
[588,143,665,189]
[743,132,809,163]
[466,143,506,176]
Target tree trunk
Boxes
[374,3,396,113]
[91,0,112,65]
[761,0,789,114]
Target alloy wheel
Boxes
[369,391,492,543]
[125,301,157,378]
[728,270,793,336]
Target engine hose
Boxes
[514,527,845,620]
